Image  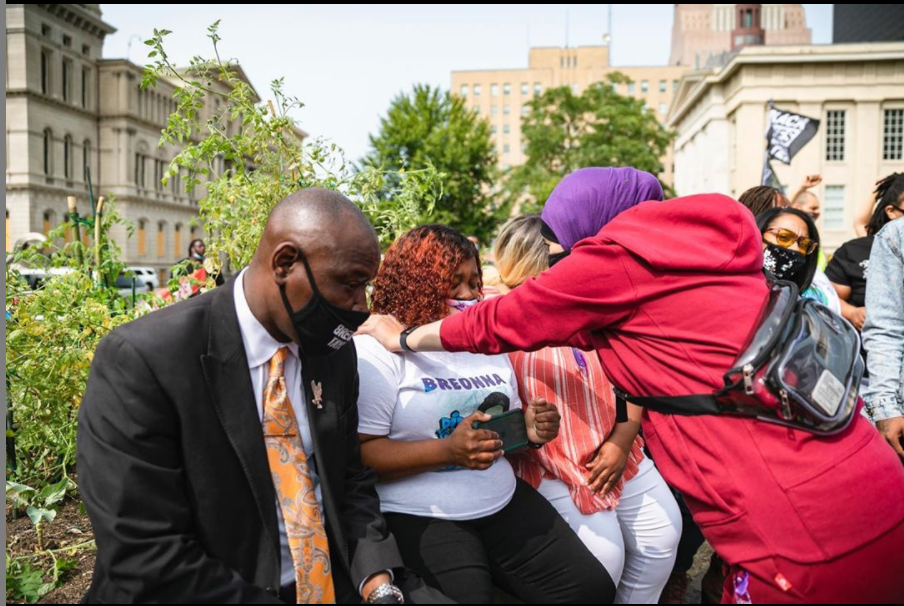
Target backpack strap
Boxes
[614,388,724,418]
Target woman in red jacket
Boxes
[361,167,904,603]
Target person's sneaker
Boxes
[701,553,726,604]
[658,571,690,604]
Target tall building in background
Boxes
[833,5,904,44]
[453,5,814,190]
[5,4,293,282]
[730,4,767,51]
[668,42,904,252]
[670,4,810,68]
[452,46,685,187]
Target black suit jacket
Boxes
[77,277,403,603]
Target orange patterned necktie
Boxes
[262,347,335,604]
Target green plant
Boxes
[6,478,70,549]
[6,207,143,488]
[5,478,84,603]
[143,21,439,274]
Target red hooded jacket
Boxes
[441,194,904,566]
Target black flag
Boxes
[765,104,820,165]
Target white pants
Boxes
[537,457,682,604]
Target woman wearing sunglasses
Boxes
[754,207,840,313]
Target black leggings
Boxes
[384,479,616,604]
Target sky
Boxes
[100,4,834,162]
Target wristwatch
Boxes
[365,582,405,604]
[528,421,544,448]
[399,325,419,352]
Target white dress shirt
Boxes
[233,269,322,587]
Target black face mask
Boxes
[279,250,370,358]
[548,250,570,267]
[763,243,808,287]
[541,219,570,268]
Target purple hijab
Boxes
[540,167,663,250]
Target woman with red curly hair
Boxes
[354,224,617,604]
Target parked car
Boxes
[10,266,76,290]
[127,266,161,289]
[115,272,151,300]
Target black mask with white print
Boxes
[763,243,807,288]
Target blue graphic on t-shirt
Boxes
[435,410,464,439]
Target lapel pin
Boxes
[311,380,324,409]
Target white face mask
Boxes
[446,298,480,314]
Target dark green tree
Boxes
[507,72,674,211]
[364,84,503,242]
